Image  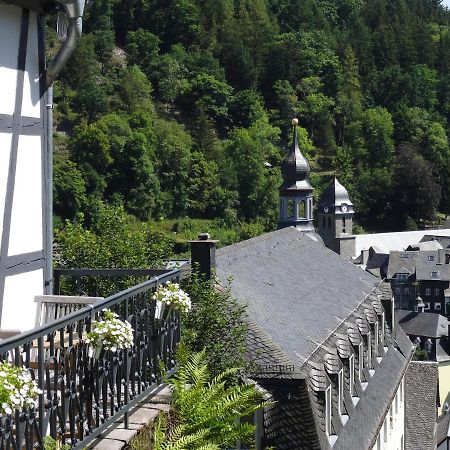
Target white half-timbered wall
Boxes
[0,1,51,331]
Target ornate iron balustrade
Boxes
[0,268,181,449]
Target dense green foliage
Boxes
[52,0,450,235]
[153,349,266,448]
[183,271,248,376]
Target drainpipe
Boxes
[46,0,85,87]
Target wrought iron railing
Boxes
[0,268,181,449]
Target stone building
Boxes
[317,178,356,260]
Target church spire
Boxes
[278,119,314,232]
[281,118,311,188]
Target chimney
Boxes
[189,233,218,281]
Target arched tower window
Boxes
[287,200,295,218]
[298,201,306,218]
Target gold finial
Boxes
[292,118,299,126]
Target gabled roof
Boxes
[354,229,450,258]
[416,262,450,281]
[216,227,378,368]
[407,241,443,251]
[386,251,419,279]
[216,228,413,449]
[396,310,448,339]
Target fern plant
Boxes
[164,349,268,447]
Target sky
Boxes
[443,0,450,7]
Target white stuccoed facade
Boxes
[0,1,50,331]
[372,377,405,450]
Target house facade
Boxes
[0,0,85,331]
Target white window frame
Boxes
[428,255,435,261]
[431,271,439,278]
[325,386,332,435]
[358,342,363,380]
[374,322,379,357]
[424,302,430,310]
[435,302,442,310]
[349,354,355,397]
[425,288,431,296]
[338,369,344,416]
[367,333,372,368]
[435,288,440,296]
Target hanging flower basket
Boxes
[85,310,134,359]
[152,282,191,320]
[0,362,41,416]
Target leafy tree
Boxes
[119,65,154,112]
[392,144,441,224]
[225,120,282,226]
[360,107,395,168]
[125,29,160,75]
[183,272,247,376]
[53,160,87,221]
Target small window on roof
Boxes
[428,255,435,261]
[431,271,439,278]
[401,254,409,259]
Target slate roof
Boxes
[416,262,450,281]
[396,310,448,338]
[318,178,354,213]
[407,241,443,251]
[405,361,438,450]
[216,227,378,368]
[387,251,419,279]
[421,235,450,249]
[335,328,413,450]
[216,227,413,449]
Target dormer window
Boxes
[428,255,435,261]
[374,322,379,357]
[325,385,332,435]
[431,271,439,278]
[338,369,344,416]
[358,342,363,380]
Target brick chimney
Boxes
[189,233,218,281]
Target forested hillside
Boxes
[52,0,450,242]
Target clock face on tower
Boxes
[341,204,348,213]
[323,205,329,213]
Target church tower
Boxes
[278,119,314,232]
[317,178,356,260]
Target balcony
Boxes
[0,267,182,448]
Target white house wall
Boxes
[8,135,43,256]
[0,1,51,332]
[372,377,405,450]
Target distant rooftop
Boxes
[354,229,450,257]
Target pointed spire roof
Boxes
[280,119,311,189]
[319,177,354,212]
